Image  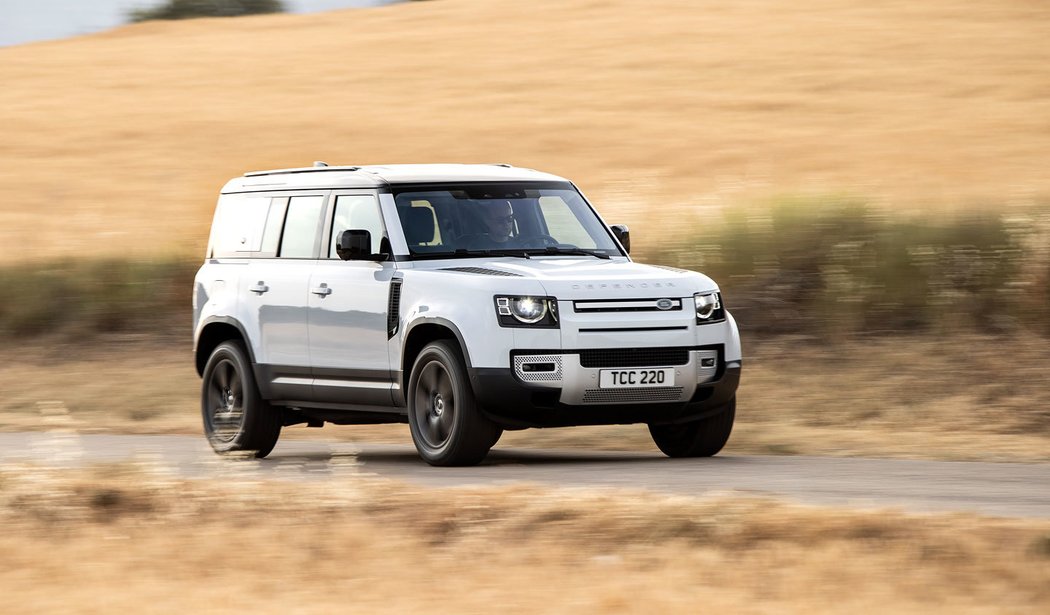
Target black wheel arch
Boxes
[399,318,473,402]
[195,317,257,376]
[200,335,282,458]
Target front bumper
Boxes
[468,348,741,428]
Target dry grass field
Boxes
[1,0,1050,262]
[1,464,1048,614]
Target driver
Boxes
[479,200,516,244]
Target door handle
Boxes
[249,281,269,295]
[311,283,332,297]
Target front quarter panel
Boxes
[395,267,556,370]
[721,310,742,363]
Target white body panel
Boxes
[193,164,741,415]
[393,257,741,369]
[308,260,393,373]
[243,259,314,368]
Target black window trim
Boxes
[384,181,627,260]
[322,190,389,261]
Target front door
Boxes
[307,192,396,406]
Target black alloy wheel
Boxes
[648,397,736,458]
[201,340,281,458]
[407,340,501,466]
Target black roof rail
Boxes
[244,166,361,177]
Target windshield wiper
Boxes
[457,248,531,259]
[411,249,531,260]
[526,247,611,260]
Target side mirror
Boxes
[610,224,631,254]
[336,229,373,261]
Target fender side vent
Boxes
[440,267,522,277]
[387,278,403,338]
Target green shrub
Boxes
[128,0,286,22]
[3,199,1049,342]
[0,258,196,338]
[643,199,1050,339]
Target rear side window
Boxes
[208,194,273,257]
[329,195,384,257]
[279,195,325,258]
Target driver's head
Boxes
[480,200,515,241]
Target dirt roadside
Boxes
[1,464,1048,614]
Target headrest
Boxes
[404,207,436,245]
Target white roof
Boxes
[221,163,569,193]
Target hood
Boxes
[430,257,717,300]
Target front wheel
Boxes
[201,340,282,458]
[649,398,735,458]
[407,341,501,466]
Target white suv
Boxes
[193,164,741,465]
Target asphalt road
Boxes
[1,432,1048,518]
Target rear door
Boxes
[307,192,397,406]
[243,193,326,402]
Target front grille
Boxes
[573,298,683,312]
[578,347,690,368]
[582,387,684,403]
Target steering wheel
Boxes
[519,234,559,248]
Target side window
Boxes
[330,195,384,257]
[259,197,288,257]
[209,194,273,257]
[538,196,597,248]
[279,195,325,258]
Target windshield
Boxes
[392,182,622,259]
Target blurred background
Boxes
[0,0,1048,455]
[0,0,396,47]
[2,2,1049,612]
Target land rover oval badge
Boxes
[656,298,674,310]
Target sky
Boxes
[0,0,395,47]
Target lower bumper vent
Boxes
[514,354,563,383]
[581,387,684,403]
[579,347,690,368]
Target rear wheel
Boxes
[407,340,502,466]
[649,398,735,458]
[201,340,282,458]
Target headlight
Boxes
[694,291,724,323]
[494,296,559,328]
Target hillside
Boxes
[1,0,1048,261]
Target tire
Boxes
[648,397,735,458]
[407,340,502,466]
[201,340,282,458]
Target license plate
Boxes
[598,368,675,389]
